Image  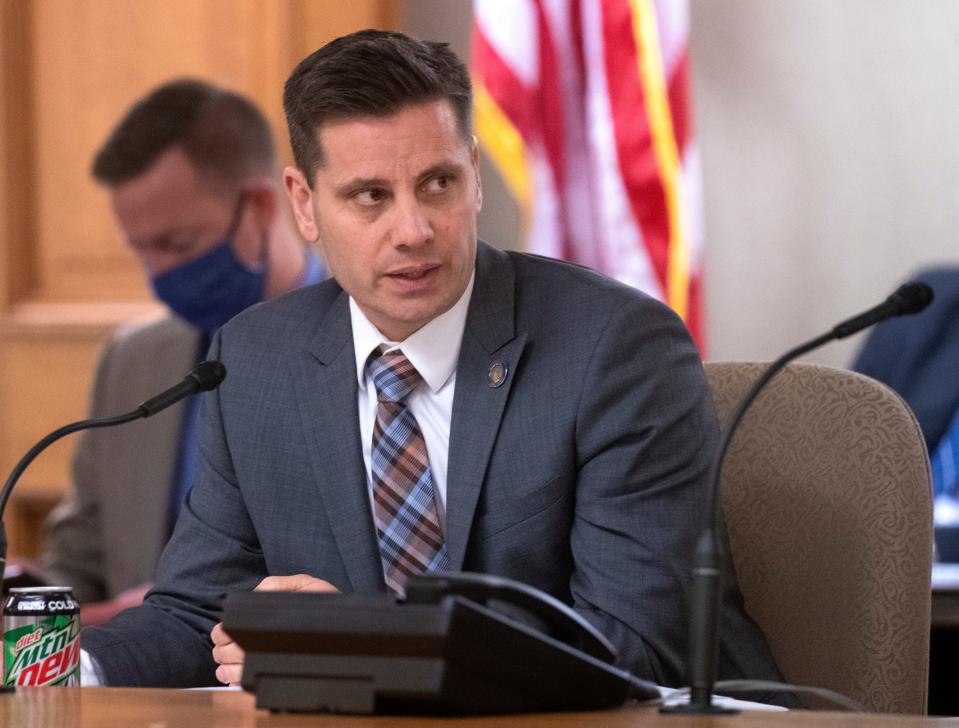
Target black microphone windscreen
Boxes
[190,361,227,392]
[889,282,934,315]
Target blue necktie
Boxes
[931,406,959,497]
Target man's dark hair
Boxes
[92,78,275,187]
[284,29,472,186]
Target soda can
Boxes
[3,587,80,686]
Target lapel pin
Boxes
[488,361,508,388]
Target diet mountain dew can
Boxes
[3,587,80,686]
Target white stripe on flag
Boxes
[653,0,689,76]
[473,0,539,86]
[582,0,662,297]
[528,143,563,260]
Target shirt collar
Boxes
[351,272,475,394]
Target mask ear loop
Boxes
[224,191,248,240]
[227,190,271,278]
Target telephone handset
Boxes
[223,571,660,714]
[404,572,617,663]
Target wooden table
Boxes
[2,688,959,728]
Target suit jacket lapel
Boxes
[293,290,385,592]
[445,243,527,570]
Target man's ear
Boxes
[283,166,319,241]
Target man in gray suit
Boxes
[81,31,783,698]
[39,79,325,624]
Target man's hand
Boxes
[211,574,338,686]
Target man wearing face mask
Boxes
[38,78,326,624]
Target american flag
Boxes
[471,0,703,350]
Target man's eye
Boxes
[424,175,453,194]
[354,189,387,206]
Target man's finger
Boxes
[212,643,244,666]
[210,621,234,646]
[215,663,242,686]
[254,574,338,593]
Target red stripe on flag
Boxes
[471,26,536,142]
[600,0,670,295]
[667,46,690,159]
[666,48,702,351]
[570,0,587,86]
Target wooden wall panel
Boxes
[0,3,10,308]
[0,1,38,307]
[0,0,400,558]
[31,0,395,304]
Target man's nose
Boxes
[390,198,432,249]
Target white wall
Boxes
[692,0,959,365]
[408,0,959,366]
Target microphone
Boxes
[139,360,226,416]
[0,362,227,590]
[663,283,933,715]
[832,282,933,339]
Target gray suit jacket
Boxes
[84,243,782,693]
[41,314,200,602]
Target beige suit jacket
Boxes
[40,313,201,602]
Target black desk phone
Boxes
[223,571,660,714]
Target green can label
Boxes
[3,587,80,687]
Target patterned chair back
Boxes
[705,361,932,714]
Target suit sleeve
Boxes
[80,331,266,687]
[568,295,717,686]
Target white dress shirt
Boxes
[350,272,475,531]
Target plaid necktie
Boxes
[368,346,450,593]
[932,405,959,498]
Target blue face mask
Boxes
[150,197,267,332]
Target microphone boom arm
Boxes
[0,361,226,588]
[0,410,143,520]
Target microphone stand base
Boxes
[660,701,739,715]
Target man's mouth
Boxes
[383,264,441,293]
[386,265,439,280]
